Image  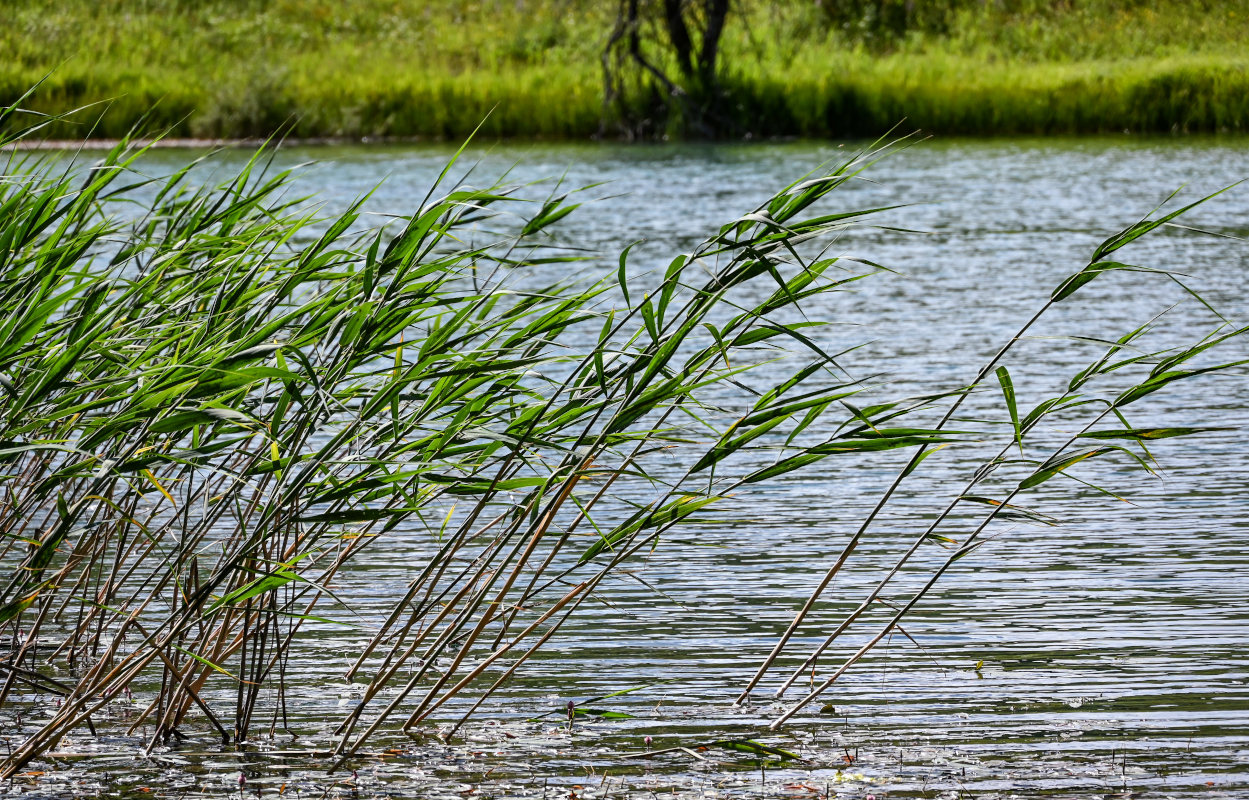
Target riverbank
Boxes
[4,1,1248,139]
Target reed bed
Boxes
[0,94,967,773]
[0,88,1245,780]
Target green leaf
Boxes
[1052,261,1148,302]
[744,431,962,484]
[690,414,791,474]
[172,645,244,682]
[1115,361,1249,406]
[572,708,634,719]
[900,442,952,478]
[297,508,411,523]
[151,407,254,434]
[959,495,1059,526]
[0,588,42,624]
[1019,447,1115,490]
[617,241,638,306]
[1078,426,1230,441]
[205,570,300,615]
[579,495,725,563]
[430,476,549,496]
[521,196,580,236]
[996,366,1021,454]
[709,739,800,761]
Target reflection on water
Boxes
[5,137,1249,798]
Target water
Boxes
[6,137,1249,798]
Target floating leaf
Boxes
[572,708,634,720]
[709,739,801,761]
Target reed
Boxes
[740,187,1249,726]
[0,94,964,774]
[0,88,1244,779]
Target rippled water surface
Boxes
[7,137,1249,799]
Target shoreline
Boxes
[9,128,1249,152]
[4,0,1248,143]
[6,134,452,150]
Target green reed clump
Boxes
[0,94,970,774]
[0,88,1244,779]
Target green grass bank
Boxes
[4,0,1249,140]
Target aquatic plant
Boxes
[0,88,1244,780]
[0,93,964,774]
[737,186,1249,726]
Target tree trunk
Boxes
[601,0,734,140]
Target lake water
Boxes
[6,137,1249,799]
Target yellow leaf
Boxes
[141,469,176,507]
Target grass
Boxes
[0,93,1246,778]
[2,0,1249,139]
